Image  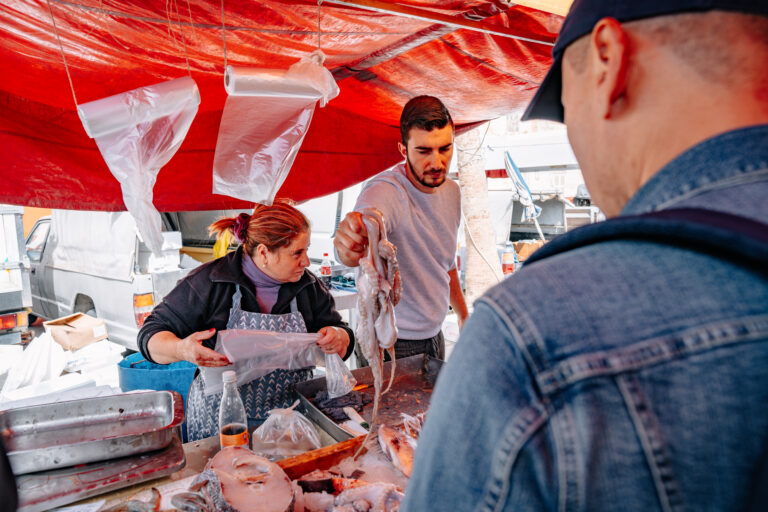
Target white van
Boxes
[25,210,192,351]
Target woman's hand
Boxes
[317,326,350,358]
[175,328,231,367]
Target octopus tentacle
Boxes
[353,209,401,459]
[382,347,396,395]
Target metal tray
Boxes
[1,390,184,475]
[296,354,443,442]
[16,432,185,512]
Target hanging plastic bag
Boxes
[77,77,200,255]
[251,400,322,460]
[324,352,356,399]
[212,50,339,204]
[199,329,323,396]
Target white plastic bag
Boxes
[63,340,125,373]
[0,345,23,390]
[78,77,200,255]
[212,50,339,204]
[199,329,322,396]
[325,352,356,399]
[251,400,322,460]
[0,332,66,399]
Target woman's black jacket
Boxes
[137,248,355,363]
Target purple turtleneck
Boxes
[241,254,282,313]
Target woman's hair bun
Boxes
[233,212,250,243]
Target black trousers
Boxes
[355,331,445,366]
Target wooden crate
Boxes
[277,436,365,480]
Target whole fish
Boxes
[377,425,414,478]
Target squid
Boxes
[354,208,402,457]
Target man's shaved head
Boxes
[566,11,768,90]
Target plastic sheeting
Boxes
[213,50,339,204]
[78,77,200,254]
[0,332,66,400]
[49,210,137,281]
[48,210,183,279]
[0,1,561,211]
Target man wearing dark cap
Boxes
[404,2,768,511]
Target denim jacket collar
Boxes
[622,124,768,216]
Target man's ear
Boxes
[591,17,629,119]
[397,141,407,159]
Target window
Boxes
[26,221,50,262]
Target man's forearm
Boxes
[448,268,469,329]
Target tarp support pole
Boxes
[323,0,555,46]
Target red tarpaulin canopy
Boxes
[0,0,561,211]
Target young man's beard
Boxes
[407,155,446,189]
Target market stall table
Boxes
[68,424,341,510]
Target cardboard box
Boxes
[513,240,546,262]
[44,313,109,351]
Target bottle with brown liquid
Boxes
[219,370,248,448]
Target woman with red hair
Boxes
[137,200,353,441]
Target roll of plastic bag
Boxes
[199,329,322,396]
[224,68,323,99]
[212,50,339,204]
[78,77,200,255]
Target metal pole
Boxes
[323,0,555,46]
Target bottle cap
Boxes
[223,370,236,383]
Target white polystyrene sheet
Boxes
[212,50,339,204]
[49,210,137,281]
[78,77,200,255]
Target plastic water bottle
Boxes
[219,370,248,448]
[320,253,332,287]
[501,242,518,275]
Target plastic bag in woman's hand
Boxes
[325,352,356,399]
[199,329,321,396]
[251,401,322,460]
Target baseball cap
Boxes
[522,0,768,122]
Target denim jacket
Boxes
[403,125,768,512]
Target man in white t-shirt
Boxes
[334,96,468,361]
